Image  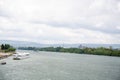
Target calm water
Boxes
[0,50,120,80]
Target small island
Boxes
[0,44,16,60]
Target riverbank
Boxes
[18,47,120,57]
[0,52,14,60]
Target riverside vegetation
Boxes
[18,46,120,57]
[0,44,16,60]
[0,44,16,53]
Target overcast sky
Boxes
[0,0,120,44]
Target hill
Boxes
[0,40,119,49]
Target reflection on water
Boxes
[0,50,120,80]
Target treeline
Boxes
[0,44,16,52]
[18,47,120,57]
[18,47,38,51]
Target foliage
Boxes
[0,44,16,52]
[18,46,120,57]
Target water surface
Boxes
[0,50,120,80]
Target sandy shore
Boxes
[0,52,14,60]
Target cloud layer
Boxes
[0,0,120,44]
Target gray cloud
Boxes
[29,0,120,35]
[30,20,120,34]
[0,0,120,44]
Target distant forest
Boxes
[18,46,120,57]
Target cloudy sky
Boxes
[0,0,120,44]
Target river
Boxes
[0,50,120,80]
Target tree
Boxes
[0,44,16,52]
[4,44,10,49]
[1,44,5,50]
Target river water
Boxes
[0,50,120,80]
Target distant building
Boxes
[78,44,86,49]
